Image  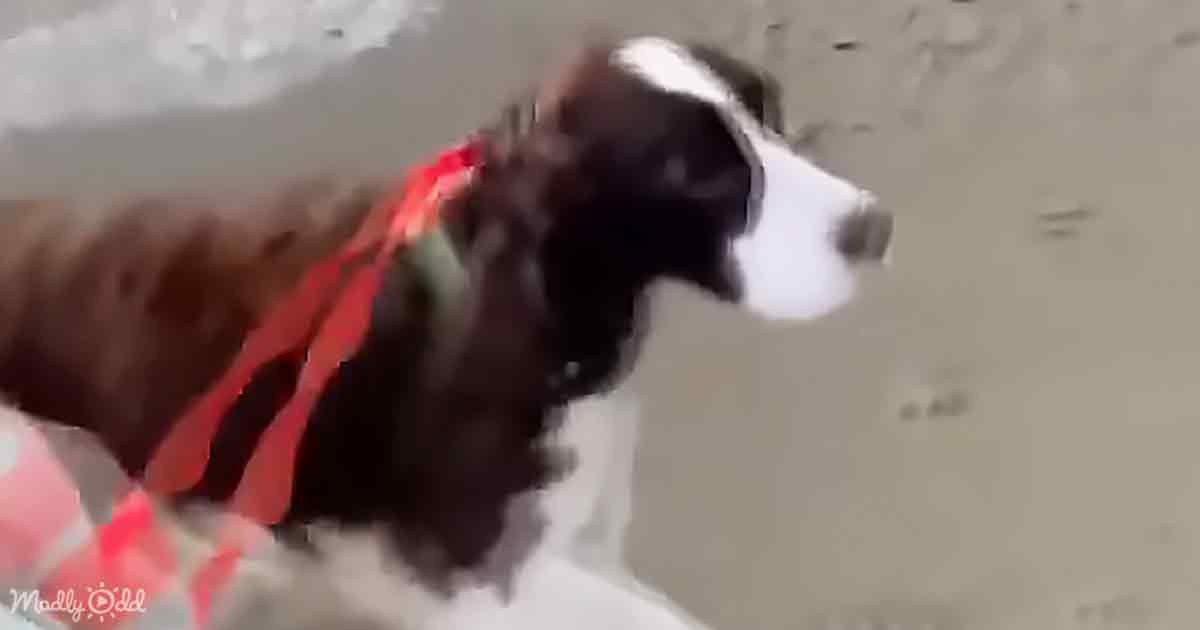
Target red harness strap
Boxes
[145,140,481,524]
[136,139,481,627]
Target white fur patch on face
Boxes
[614,37,876,321]
[733,133,870,320]
[613,38,737,107]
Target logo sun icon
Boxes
[85,581,117,622]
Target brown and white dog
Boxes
[0,36,891,625]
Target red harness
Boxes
[146,139,481,524]
[49,139,482,628]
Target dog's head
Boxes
[379,39,896,581]
[527,37,892,322]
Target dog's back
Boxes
[0,181,377,470]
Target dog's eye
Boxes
[661,155,743,202]
[661,156,690,189]
[686,169,748,203]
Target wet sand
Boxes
[5,1,1200,628]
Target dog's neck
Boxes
[436,127,652,405]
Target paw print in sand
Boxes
[898,384,971,422]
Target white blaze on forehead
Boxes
[613,38,873,321]
[613,38,737,107]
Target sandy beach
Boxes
[5,1,1200,628]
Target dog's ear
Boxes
[683,42,785,132]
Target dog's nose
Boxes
[835,207,893,263]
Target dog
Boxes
[0,35,892,620]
